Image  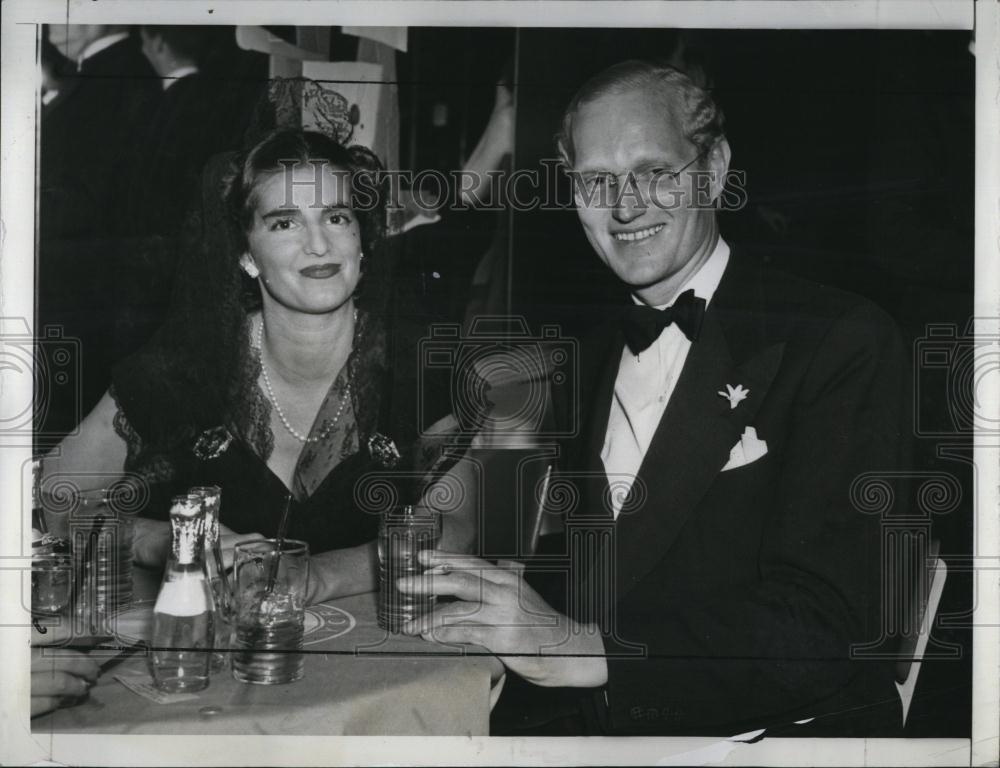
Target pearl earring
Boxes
[359,251,365,261]
[243,262,260,278]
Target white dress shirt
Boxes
[162,65,199,90]
[600,237,731,518]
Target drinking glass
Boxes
[231,539,309,685]
[41,485,139,635]
[31,552,73,616]
[377,506,442,633]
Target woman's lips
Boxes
[299,263,342,278]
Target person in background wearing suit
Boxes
[41,25,158,240]
[124,26,243,237]
[105,26,248,363]
[38,26,160,443]
[397,60,911,736]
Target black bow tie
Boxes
[622,289,706,355]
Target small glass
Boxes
[32,551,73,616]
[40,485,139,636]
[377,506,442,633]
[231,539,309,685]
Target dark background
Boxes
[36,26,975,737]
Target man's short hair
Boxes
[142,25,211,64]
[556,60,725,167]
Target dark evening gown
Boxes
[109,308,454,554]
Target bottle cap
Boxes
[191,486,222,546]
[169,495,205,564]
[170,494,202,518]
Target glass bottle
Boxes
[151,494,215,692]
[192,485,229,672]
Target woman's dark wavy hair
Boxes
[113,129,387,451]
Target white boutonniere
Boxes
[718,383,750,410]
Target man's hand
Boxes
[31,648,99,717]
[397,550,608,688]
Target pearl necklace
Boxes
[256,319,352,444]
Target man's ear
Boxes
[140,29,163,53]
[707,137,732,204]
[239,254,260,279]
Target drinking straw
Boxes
[264,493,293,595]
[32,461,49,536]
[212,543,231,614]
[529,465,553,555]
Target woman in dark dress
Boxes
[42,129,477,604]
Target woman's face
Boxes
[242,162,363,316]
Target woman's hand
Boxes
[304,541,378,605]
[31,624,99,718]
[218,524,266,570]
[133,520,263,570]
[397,551,608,689]
[132,518,171,567]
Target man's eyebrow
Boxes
[571,165,611,175]
[571,157,681,176]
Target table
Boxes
[31,590,504,736]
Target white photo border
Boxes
[1,1,995,765]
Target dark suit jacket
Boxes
[507,250,910,737]
[117,73,248,238]
[39,35,158,240]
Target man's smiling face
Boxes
[569,85,728,305]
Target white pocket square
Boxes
[721,426,768,472]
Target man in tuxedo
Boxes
[398,60,910,736]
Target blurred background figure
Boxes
[117,26,245,238]
[40,38,73,113]
[40,25,158,239]
[37,26,158,444]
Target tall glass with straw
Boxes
[231,494,309,684]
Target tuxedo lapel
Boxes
[564,317,624,519]
[608,253,785,603]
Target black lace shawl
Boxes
[107,144,457,549]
